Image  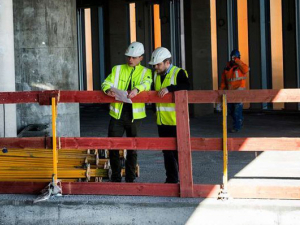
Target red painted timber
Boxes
[0,182,179,197]
[0,182,298,199]
[188,89,300,103]
[0,91,40,104]
[1,89,300,104]
[0,137,52,149]
[228,184,300,200]
[1,137,300,151]
[228,138,300,151]
[62,182,180,196]
[193,184,221,198]
[0,182,48,194]
[175,91,194,197]
[59,91,174,103]
[59,137,177,150]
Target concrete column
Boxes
[185,0,213,117]
[0,0,17,137]
[108,0,128,67]
[248,0,263,109]
[13,0,80,137]
[216,0,229,86]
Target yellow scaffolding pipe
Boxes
[222,94,228,190]
[52,97,58,183]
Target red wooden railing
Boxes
[0,89,300,199]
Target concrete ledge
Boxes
[0,194,299,225]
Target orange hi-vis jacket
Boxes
[220,58,249,90]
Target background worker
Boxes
[149,47,190,183]
[101,42,152,182]
[219,49,249,133]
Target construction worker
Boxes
[219,49,249,133]
[149,47,190,183]
[101,42,152,182]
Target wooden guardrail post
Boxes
[175,90,193,197]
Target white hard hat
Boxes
[125,42,145,57]
[148,47,172,65]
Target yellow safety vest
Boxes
[154,66,188,125]
[102,64,152,120]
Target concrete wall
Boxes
[107,0,128,68]
[185,0,213,117]
[13,0,80,136]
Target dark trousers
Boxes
[158,125,178,183]
[228,103,244,130]
[108,111,141,182]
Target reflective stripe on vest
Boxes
[227,76,246,82]
[156,106,176,112]
[140,68,149,90]
[133,107,145,113]
[113,65,121,88]
[110,105,120,114]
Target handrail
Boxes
[0,89,299,199]
[1,89,300,104]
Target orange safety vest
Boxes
[220,58,249,90]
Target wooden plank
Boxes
[59,91,174,103]
[1,89,300,104]
[191,138,300,151]
[0,182,298,199]
[60,137,177,150]
[1,137,299,151]
[228,138,300,151]
[0,137,52,149]
[188,89,300,103]
[0,182,179,197]
[175,91,194,197]
[193,184,221,198]
[194,184,300,199]
[228,184,300,200]
[0,91,40,104]
[0,182,48,194]
[62,182,179,197]
[191,138,222,151]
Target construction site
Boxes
[0,0,300,224]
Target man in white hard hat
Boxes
[101,42,152,182]
[149,47,190,183]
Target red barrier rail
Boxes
[0,90,300,199]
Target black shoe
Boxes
[230,129,239,133]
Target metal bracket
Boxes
[33,176,62,203]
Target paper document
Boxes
[111,87,132,104]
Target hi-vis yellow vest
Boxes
[101,64,152,120]
[154,66,188,125]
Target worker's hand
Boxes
[106,89,116,97]
[128,88,139,99]
[158,88,169,98]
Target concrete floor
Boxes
[1,105,300,225]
